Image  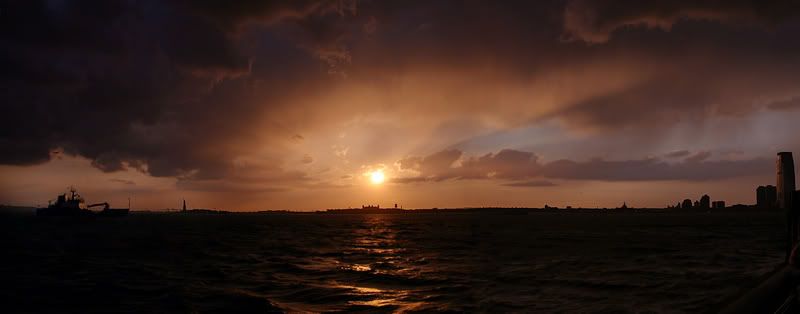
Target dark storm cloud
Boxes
[563,0,800,43]
[397,149,770,183]
[342,1,800,136]
[176,0,360,74]
[549,1,800,133]
[161,0,356,78]
[173,0,353,27]
[547,58,800,133]
[3,0,799,190]
[0,0,353,181]
[550,79,711,131]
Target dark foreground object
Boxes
[36,207,129,217]
[36,188,129,217]
[720,266,800,313]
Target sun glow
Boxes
[370,170,386,185]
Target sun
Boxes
[370,170,386,185]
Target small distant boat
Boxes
[36,187,129,217]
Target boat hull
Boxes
[36,207,93,216]
[36,207,129,217]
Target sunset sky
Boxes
[3,0,800,210]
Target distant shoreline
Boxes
[1,205,779,215]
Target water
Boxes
[0,210,785,313]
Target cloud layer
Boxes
[2,0,800,207]
[397,149,770,183]
[1,0,358,181]
[563,0,800,43]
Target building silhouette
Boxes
[757,185,778,209]
[699,194,710,209]
[778,152,795,210]
[712,201,725,209]
[778,152,797,260]
[681,199,693,209]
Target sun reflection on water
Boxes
[326,215,433,311]
[333,283,425,311]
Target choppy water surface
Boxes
[1,211,785,313]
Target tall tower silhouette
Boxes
[182,199,187,212]
[778,152,796,261]
[778,152,795,209]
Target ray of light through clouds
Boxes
[2,0,800,210]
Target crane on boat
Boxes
[87,202,110,211]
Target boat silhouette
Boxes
[36,187,129,217]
